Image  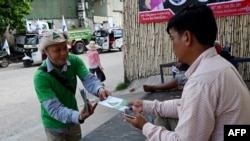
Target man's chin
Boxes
[61,58,67,62]
[60,61,67,65]
[57,60,67,66]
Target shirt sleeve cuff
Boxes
[143,100,154,113]
[142,122,155,137]
[95,86,104,96]
[72,111,81,124]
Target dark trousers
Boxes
[89,67,106,82]
[44,124,81,141]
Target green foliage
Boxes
[71,25,76,29]
[0,0,34,34]
[115,82,129,91]
[115,76,131,91]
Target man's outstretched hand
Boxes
[79,101,98,122]
[124,110,148,130]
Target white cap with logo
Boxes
[39,30,69,51]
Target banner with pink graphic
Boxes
[139,0,250,23]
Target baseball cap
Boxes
[39,30,69,51]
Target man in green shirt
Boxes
[33,30,111,141]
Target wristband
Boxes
[79,118,85,124]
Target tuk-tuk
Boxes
[94,28,123,53]
[15,33,46,67]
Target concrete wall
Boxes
[93,0,123,27]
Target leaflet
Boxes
[98,96,130,112]
[79,89,89,114]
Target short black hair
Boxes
[166,3,218,47]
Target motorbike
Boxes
[0,50,9,68]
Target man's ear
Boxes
[182,31,192,46]
[182,35,187,41]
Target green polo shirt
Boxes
[33,54,89,128]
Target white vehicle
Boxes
[27,21,49,34]
[15,33,46,67]
[94,28,123,53]
[14,21,50,67]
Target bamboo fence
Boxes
[123,1,250,82]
